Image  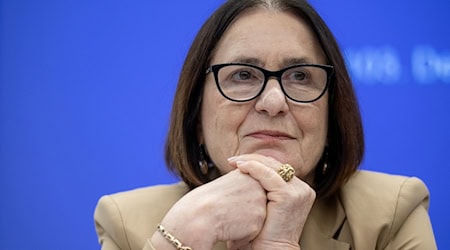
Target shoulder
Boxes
[94,182,189,249]
[99,182,189,207]
[342,170,428,199]
[340,170,430,247]
[341,170,429,206]
[96,182,190,221]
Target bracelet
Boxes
[157,224,193,250]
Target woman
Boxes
[94,0,437,249]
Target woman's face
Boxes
[200,8,328,184]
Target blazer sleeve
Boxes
[383,177,437,250]
[94,195,131,250]
[94,194,165,250]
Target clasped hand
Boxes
[157,154,316,250]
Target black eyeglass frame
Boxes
[205,62,335,103]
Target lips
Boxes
[247,130,295,140]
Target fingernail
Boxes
[236,160,247,167]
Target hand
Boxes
[151,169,267,250]
[228,154,316,250]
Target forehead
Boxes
[210,8,326,67]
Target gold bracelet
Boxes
[157,224,192,250]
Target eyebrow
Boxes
[227,56,317,68]
[229,57,261,65]
[281,57,314,67]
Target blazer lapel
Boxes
[300,195,351,250]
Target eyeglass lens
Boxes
[216,64,328,102]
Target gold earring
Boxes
[199,144,209,175]
[322,149,329,175]
[199,160,208,175]
[322,162,328,175]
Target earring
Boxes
[199,144,209,175]
[322,162,328,175]
[322,149,329,175]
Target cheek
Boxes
[201,80,252,132]
[308,105,327,135]
[293,98,328,155]
[300,96,328,134]
[200,84,235,156]
[200,83,245,170]
[290,98,328,181]
[200,83,225,141]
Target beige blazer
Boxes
[94,170,437,249]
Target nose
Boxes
[254,79,289,116]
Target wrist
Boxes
[149,230,174,250]
[150,219,216,250]
[155,224,192,250]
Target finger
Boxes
[235,160,289,192]
[229,154,281,172]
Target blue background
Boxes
[1,0,449,249]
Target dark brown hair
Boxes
[165,0,364,198]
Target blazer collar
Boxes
[300,195,351,250]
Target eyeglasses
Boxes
[205,63,334,103]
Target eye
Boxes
[284,68,311,84]
[218,65,263,87]
[291,71,307,81]
[231,69,255,81]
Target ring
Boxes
[278,164,295,182]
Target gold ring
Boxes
[278,164,295,182]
